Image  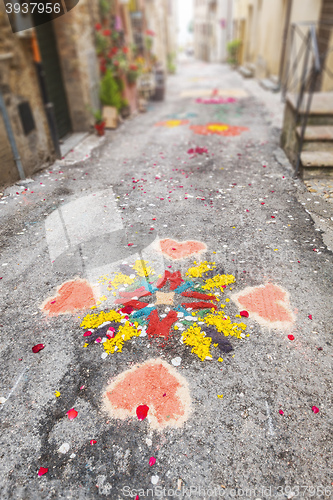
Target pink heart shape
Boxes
[159,239,207,260]
[41,279,96,316]
[232,283,295,328]
[103,359,191,430]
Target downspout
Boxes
[0,90,26,180]
[279,0,293,86]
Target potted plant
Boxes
[93,109,106,136]
[126,63,139,85]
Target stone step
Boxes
[301,151,333,179]
[238,65,253,78]
[259,78,280,92]
[270,74,279,86]
[301,151,333,167]
[296,125,333,141]
[287,92,333,115]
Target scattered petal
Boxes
[83,331,92,337]
[308,314,313,320]
[0,397,7,404]
[287,335,295,341]
[151,475,159,485]
[32,343,45,353]
[136,404,149,421]
[239,310,249,318]
[55,391,61,397]
[90,440,97,445]
[67,408,78,420]
[38,467,48,477]
[171,357,181,366]
[312,406,319,414]
[279,410,284,415]
[149,456,156,466]
[58,442,70,454]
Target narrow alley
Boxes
[0,60,332,499]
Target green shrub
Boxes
[227,39,242,65]
[99,69,123,111]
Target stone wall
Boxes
[0,5,55,187]
[53,0,100,132]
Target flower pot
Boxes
[94,121,106,136]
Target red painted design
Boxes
[156,270,183,290]
[181,291,217,301]
[181,301,217,310]
[121,300,149,310]
[146,310,178,340]
[115,287,152,304]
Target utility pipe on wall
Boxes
[0,90,26,180]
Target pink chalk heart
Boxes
[42,279,96,316]
[159,239,207,260]
[232,283,294,328]
[103,359,191,430]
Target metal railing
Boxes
[282,21,333,176]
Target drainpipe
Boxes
[0,90,26,180]
[279,0,293,86]
[31,31,61,159]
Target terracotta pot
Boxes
[94,121,106,136]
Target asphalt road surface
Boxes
[0,60,332,499]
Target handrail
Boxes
[294,24,321,176]
[310,25,321,73]
[282,21,329,177]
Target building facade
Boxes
[193,0,233,63]
[1,0,177,187]
[232,0,327,82]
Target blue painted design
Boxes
[174,281,193,294]
[132,306,156,318]
[174,305,189,316]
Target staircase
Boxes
[281,92,333,179]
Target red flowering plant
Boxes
[127,63,140,85]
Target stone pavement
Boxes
[0,61,332,499]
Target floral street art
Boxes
[154,119,189,128]
[195,97,236,104]
[80,259,248,362]
[190,123,248,137]
[103,358,191,430]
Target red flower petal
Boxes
[240,310,249,318]
[149,456,156,466]
[67,408,78,420]
[38,467,48,476]
[279,410,284,415]
[288,335,295,341]
[136,404,149,421]
[32,344,45,353]
[312,406,319,414]
[135,496,139,500]
[308,314,312,320]
[90,440,97,445]
[83,331,92,337]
